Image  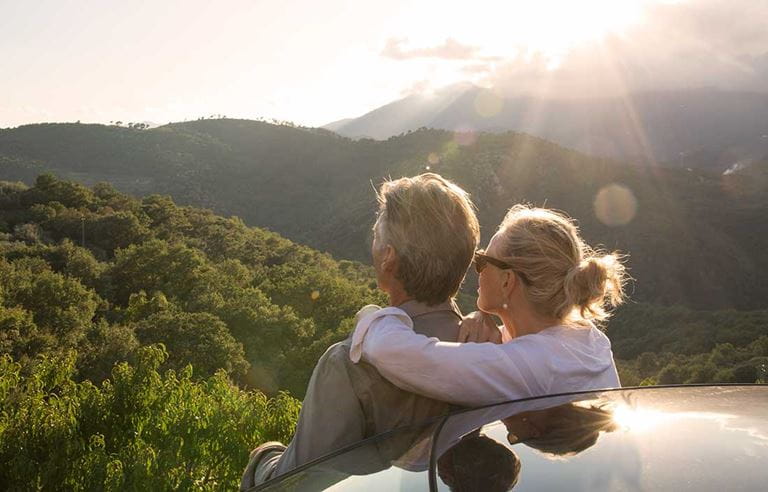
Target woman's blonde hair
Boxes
[524,403,617,456]
[495,204,627,323]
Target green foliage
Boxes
[21,173,95,209]
[608,303,768,359]
[0,257,99,347]
[0,175,385,488]
[76,321,140,384]
[617,335,768,385]
[3,121,766,309]
[0,305,41,360]
[0,174,382,394]
[0,346,300,491]
[134,311,248,379]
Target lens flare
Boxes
[594,183,637,226]
[454,126,477,146]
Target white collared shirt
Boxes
[350,306,620,407]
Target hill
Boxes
[0,175,389,489]
[1,175,766,489]
[0,175,385,396]
[1,120,768,310]
[326,86,768,173]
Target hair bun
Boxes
[563,253,626,321]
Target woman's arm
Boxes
[349,310,544,407]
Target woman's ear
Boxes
[501,270,517,294]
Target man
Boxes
[241,173,481,489]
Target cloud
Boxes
[485,0,768,97]
[382,37,490,61]
[461,63,494,75]
[399,79,433,96]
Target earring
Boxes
[502,303,508,309]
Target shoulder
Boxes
[320,339,353,364]
[500,324,610,363]
[527,323,609,345]
[350,306,413,363]
[357,306,412,328]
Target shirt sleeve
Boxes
[350,312,546,407]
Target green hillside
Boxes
[0,176,387,489]
[1,176,766,490]
[2,120,767,310]
[0,175,385,395]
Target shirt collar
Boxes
[396,299,463,320]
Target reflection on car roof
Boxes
[256,385,768,491]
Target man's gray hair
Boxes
[375,173,480,305]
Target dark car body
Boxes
[254,385,768,491]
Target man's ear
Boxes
[381,245,398,273]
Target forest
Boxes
[1,171,766,489]
[0,175,384,489]
[2,120,767,310]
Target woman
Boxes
[349,204,627,407]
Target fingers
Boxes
[457,319,473,343]
[459,311,503,344]
[458,311,481,342]
[483,313,503,344]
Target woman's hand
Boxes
[354,304,382,324]
[458,311,503,343]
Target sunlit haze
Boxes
[2,0,766,128]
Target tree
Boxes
[22,173,95,209]
[0,306,42,360]
[77,320,139,384]
[733,364,758,383]
[1,261,99,347]
[636,352,659,378]
[134,311,248,379]
[0,346,300,490]
[109,239,209,307]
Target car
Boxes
[251,384,768,491]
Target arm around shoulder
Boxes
[350,313,542,407]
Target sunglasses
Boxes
[474,250,530,284]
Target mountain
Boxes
[326,86,768,173]
[327,83,475,139]
[322,118,354,132]
[1,120,767,310]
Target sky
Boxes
[1,0,766,128]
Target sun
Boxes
[400,0,648,64]
[486,0,646,60]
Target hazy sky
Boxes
[1,0,766,128]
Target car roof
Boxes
[255,384,768,491]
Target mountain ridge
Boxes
[1,119,767,310]
[325,87,768,173]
